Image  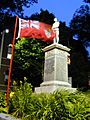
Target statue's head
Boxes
[54,18,58,22]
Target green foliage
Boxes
[0,92,6,107]
[70,2,90,88]
[71,45,88,88]
[84,0,90,3]
[70,5,90,46]
[9,81,90,120]
[0,0,38,34]
[14,38,49,86]
[0,0,38,17]
[82,89,90,98]
[0,92,8,113]
[14,38,46,69]
[8,77,32,117]
[59,22,72,47]
[30,9,55,25]
[23,93,50,120]
[47,91,90,120]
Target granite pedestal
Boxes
[35,43,75,93]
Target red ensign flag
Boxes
[18,18,55,42]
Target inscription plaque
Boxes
[45,57,54,74]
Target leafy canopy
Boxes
[0,0,38,34]
[70,4,90,46]
[30,9,55,25]
[0,0,38,16]
[84,0,90,3]
[14,37,49,86]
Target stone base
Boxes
[35,86,76,93]
[40,81,71,87]
[35,81,76,93]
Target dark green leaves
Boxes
[0,0,38,16]
[70,5,90,46]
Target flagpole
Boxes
[6,16,18,106]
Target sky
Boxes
[24,0,90,56]
[24,0,85,26]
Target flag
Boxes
[18,18,55,42]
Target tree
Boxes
[70,5,90,47]
[0,0,38,33]
[0,0,38,17]
[30,9,55,25]
[84,0,90,3]
[59,22,72,47]
[70,40,88,88]
[70,0,90,89]
[14,38,48,87]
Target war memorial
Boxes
[35,18,76,93]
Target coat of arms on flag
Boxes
[44,28,52,38]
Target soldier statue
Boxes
[52,18,59,43]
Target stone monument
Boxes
[35,18,75,93]
[35,43,72,93]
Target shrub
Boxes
[34,90,90,120]
[23,93,50,120]
[65,91,90,120]
[9,77,32,118]
[0,91,8,113]
[9,81,90,120]
[0,92,6,107]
